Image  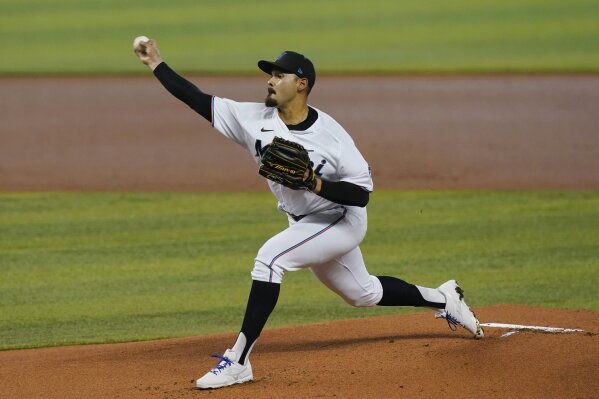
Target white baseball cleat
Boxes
[195,349,253,389]
[435,280,484,339]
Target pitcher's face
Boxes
[265,70,307,107]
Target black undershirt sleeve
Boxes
[152,62,213,122]
[317,180,370,207]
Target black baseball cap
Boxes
[258,51,316,91]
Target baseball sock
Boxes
[232,280,280,365]
[376,276,445,309]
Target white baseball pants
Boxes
[252,206,383,307]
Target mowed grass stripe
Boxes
[1,191,597,350]
[0,0,598,74]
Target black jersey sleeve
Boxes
[317,180,370,207]
[153,62,213,122]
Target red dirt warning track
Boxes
[1,75,598,190]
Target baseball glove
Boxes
[258,137,317,191]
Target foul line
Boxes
[480,322,584,333]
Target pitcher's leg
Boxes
[310,246,383,307]
[252,208,362,283]
[196,280,279,389]
[310,249,483,338]
[377,276,444,308]
[198,209,363,389]
[311,246,446,309]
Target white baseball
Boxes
[132,35,150,50]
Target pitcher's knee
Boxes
[341,276,383,307]
[251,260,284,284]
[343,292,380,307]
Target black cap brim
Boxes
[258,60,295,76]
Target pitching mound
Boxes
[1,304,596,399]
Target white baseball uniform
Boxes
[149,58,482,391]
[211,97,383,307]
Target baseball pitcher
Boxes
[134,38,483,390]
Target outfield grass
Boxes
[1,0,598,74]
[1,191,597,350]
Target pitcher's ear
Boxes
[297,77,308,92]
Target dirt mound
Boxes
[1,305,596,399]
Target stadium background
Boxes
[1,1,597,398]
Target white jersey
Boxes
[211,97,373,216]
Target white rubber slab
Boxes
[481,322,583,333]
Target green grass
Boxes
[1,191,597,350]
[1,0,598,74]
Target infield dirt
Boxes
[0,305,597,399]
[0,76,598,398]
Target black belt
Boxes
[288,213,306,222]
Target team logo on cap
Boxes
[297,67,303,74]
